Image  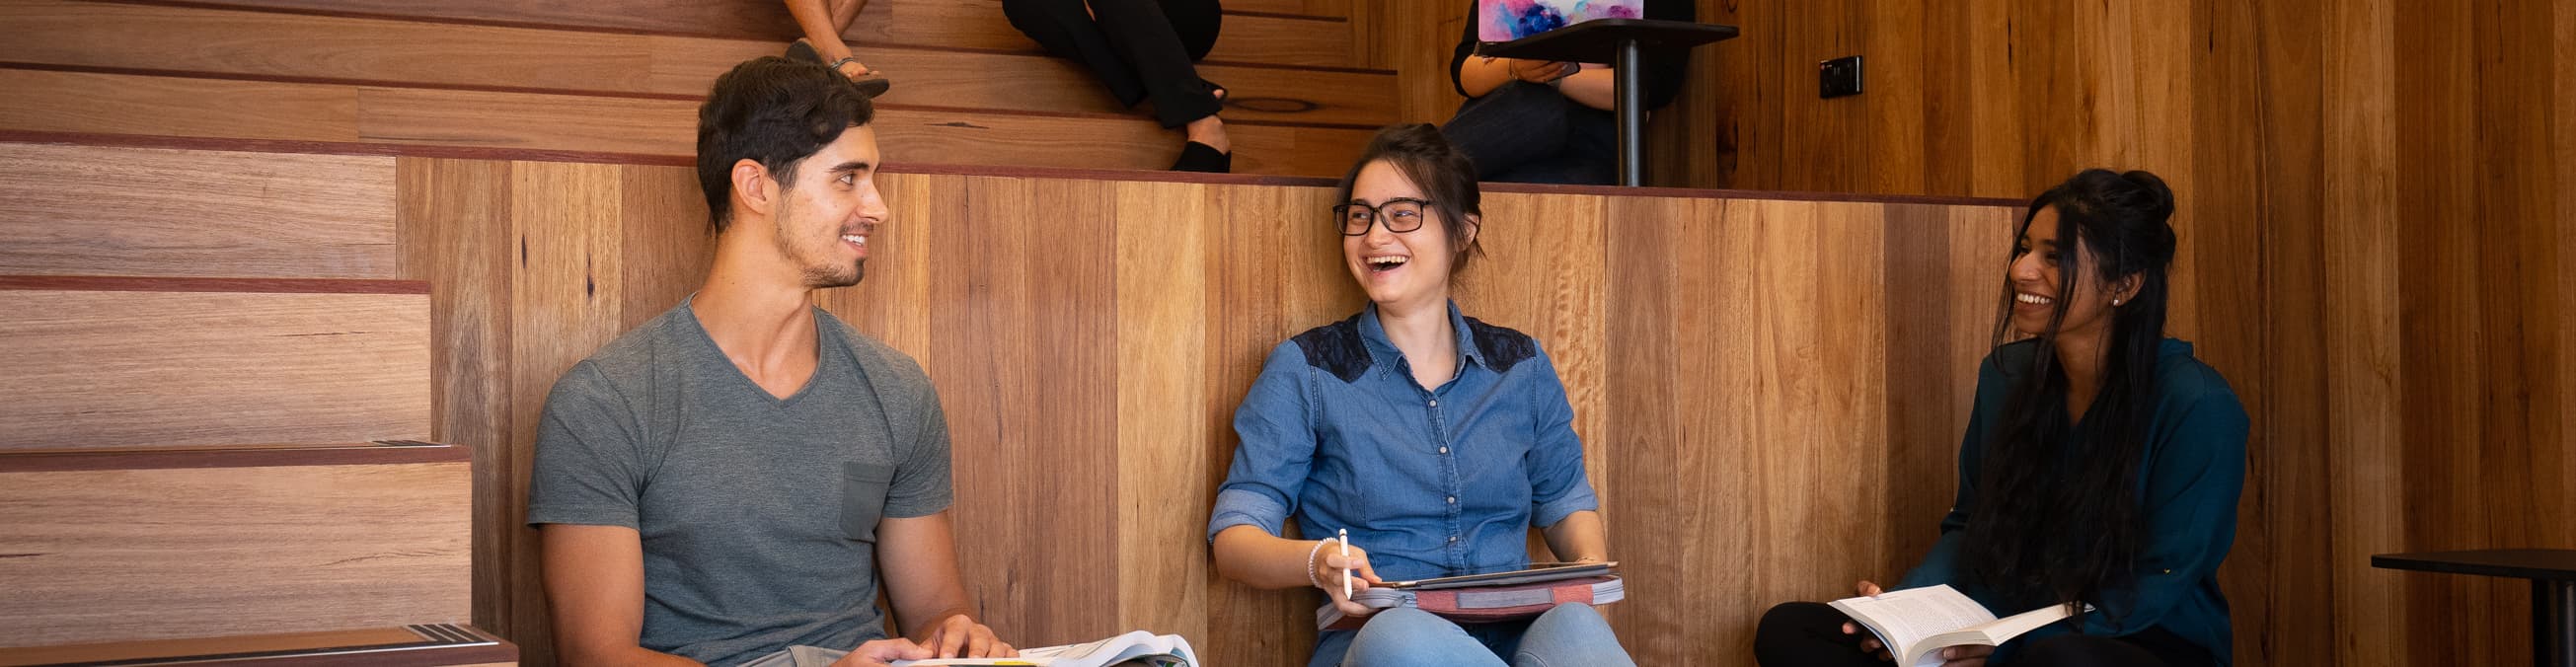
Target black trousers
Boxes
[1438,80,1618,185]
[1753,601,2217,667]
[1002,0,1223,128]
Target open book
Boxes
[1827,585,2079,667]
[744,630,1196,667]
[894,630,1197,667]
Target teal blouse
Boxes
[1896,337,2249,665]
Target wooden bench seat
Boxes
[163,0,1360,68]
[0,0,1395,128]
[0,68,1371,177]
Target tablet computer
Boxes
[1382,561,1619,590]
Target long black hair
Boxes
[1960,169,2178,626]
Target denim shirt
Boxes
[1207,302,1600,582]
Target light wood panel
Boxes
[0,283,430,450]
[0,143,397,279]
[1112,179,1214,644]
[0,0,1394,128]
[0,453,472,646]
[0,68,1369,177]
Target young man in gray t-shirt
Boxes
[528,56,1016,667]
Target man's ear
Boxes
[730,158,778,218]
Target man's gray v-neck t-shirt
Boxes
[528,299,952,666]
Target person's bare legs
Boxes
[787,0,875,76]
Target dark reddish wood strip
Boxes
[0,275,430,295]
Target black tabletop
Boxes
[2372,549,2576,581]
[1477,19,1739,63]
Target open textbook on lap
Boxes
[1827,585,2082,667]
[740,630,1197,667]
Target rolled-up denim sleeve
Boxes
[1208,342,1318,543]
[1524,344,1600,528]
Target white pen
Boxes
[1337,528,1352,599]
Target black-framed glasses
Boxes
[1333,198,1434,236]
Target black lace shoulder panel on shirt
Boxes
[1464,317,1538,374]
[1291,314,1373,384]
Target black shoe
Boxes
[1172,141,1232,173]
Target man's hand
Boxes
[921,614,1016,659]
[827,638,932,667]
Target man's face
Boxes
[771,124,887,289]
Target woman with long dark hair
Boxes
[1753,169,2249,667]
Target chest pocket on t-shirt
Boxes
[840,462,895,542]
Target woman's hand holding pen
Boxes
[1313,539,1384,618]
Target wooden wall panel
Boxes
[1112,180,1214,645]
[0,459,471,646]
[0,288,429,450]
[1196,182,1356,667]
[0,143,397,279]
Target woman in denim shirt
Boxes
[1206,123,1636,667]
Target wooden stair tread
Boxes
[0,0,1395,127]
[0,624,511,666]
[0,276,431,451]
[0,441,469,473]
[0,443,472,647]
[169,0,1359,68]
[0,68,1371,177]
[0,142,398,279]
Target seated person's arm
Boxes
[1539,509,1610,562]
[1552,68,1616,111]
[876,512,1015,658]
[541,524,706,667]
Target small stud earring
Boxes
[2112,299,2123,306]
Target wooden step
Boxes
[0,624,512,667]
[0,67,1372,177]
[0,276,431,451]
[0,442,473,647]
[1221,0,1349,20]
[0,142,397,279]
[172,0,1360,68]
[0,0,1395,127]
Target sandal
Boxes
[788,38,894,98]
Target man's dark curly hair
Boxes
[695,55,875,232]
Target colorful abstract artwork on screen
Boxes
[1477,0,1644,42]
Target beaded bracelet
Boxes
[1306,537,1338,591]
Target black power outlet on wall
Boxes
[1820,55,1863,99]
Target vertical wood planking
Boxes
[396,157,517,650]
[502,160,629,667]
[1113,179,1213,643]
[2322,0,2406,662]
